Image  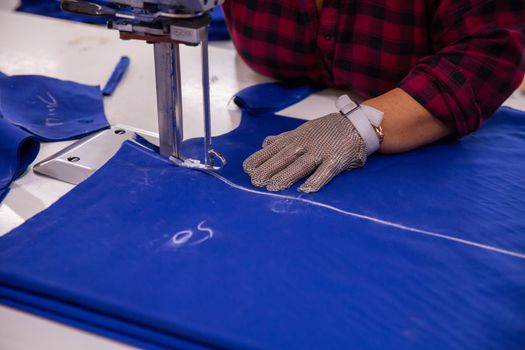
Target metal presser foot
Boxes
[61,0,226,171]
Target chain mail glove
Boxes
[242,96,384,193]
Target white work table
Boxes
[1,8,525,350]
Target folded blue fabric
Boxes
[0,74,109,141]
[0,83,524,349]
[0,119,39,202]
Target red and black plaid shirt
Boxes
[223,0,525,136]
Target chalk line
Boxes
[205,171,525,260]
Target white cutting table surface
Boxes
[1,7,525,350]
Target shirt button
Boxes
[324,34,333,41]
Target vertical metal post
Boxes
[201,26,212,166]
[153,42,184,159]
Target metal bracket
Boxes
[33,126,158,185]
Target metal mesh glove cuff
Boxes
[242,113,368,193]
[336,95,384,155]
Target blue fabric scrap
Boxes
[102,56,130,96]
[0,82,524,350]
[0,119,39,202]
[0,74,109,141]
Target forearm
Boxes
[362,88,451,153]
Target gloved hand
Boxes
[242,112,368,193]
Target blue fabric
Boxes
[17,0,112,24]
[102,56,130,96]
[0,119,39,202]
[17,1,230,40]
[209,6,230,41]
[0,287,208,350]
[0,74,109,141]
[233,83,318,114]
[0,83,524,349]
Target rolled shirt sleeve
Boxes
[398,0,525,136]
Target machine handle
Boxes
[60,0,116,16]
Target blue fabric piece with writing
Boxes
[0,74,109,141]
[0,83,524,349]
[0,119,39,202]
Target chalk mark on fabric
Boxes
[205,171,525,260]
[37,91,58,117]
[192,221,214,246]
[172,229,193,245]
[170,221,213,248]
[45,117,63,126]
